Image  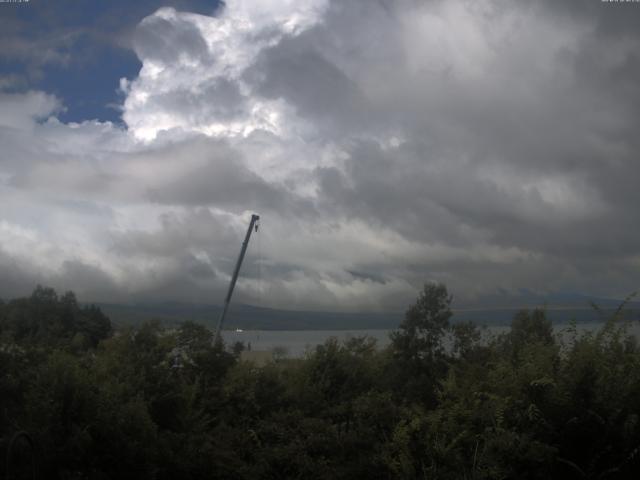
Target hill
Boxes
[95,293,639,330]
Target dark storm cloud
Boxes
[0,248,43,299]
[139,137,316,217]
[106,208,276,305]
[238,0,640,298]
[347,270,387,285]
[56,260,122,301]
[110,208,238,258]
[0,249,121,303]
[147,159,290,212]
[247,35,368,132]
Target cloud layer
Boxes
[1,0,639,310]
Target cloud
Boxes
[0,90,61,129]
[1,0,640,310]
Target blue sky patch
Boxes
[0,0,222,123]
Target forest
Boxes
[1,284,640,479]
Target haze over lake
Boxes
[223,322,640,357]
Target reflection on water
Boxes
[222,322,640,357]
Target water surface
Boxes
[222,322,640,357]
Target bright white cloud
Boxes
[123,1,328,142]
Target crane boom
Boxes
[215,214,260,342]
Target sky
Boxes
[0,0,639,311]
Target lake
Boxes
[222,322,640,357]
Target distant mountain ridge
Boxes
[94,292,639,330]
[95,302,403,330]
[454,290,640,309]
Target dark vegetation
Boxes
[1,284,640,479]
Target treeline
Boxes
[1,285,640,479]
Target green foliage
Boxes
[2,286,640,478]
[0,286,112,348]
[451,320,482,359]
[391,282,453,362]
[389,282,453,406]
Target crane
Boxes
[214,214,260,343]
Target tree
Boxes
[451,320,482,360]
[391,282,453,362]
[79,304,112,347]
[498,308,554,363]
[511,309,553,348]
[389,283,453,406]
[0,286,111,348]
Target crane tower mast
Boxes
[215,214,260,342]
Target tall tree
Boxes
[389,283,453,405]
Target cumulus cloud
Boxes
[1,0,639,310]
